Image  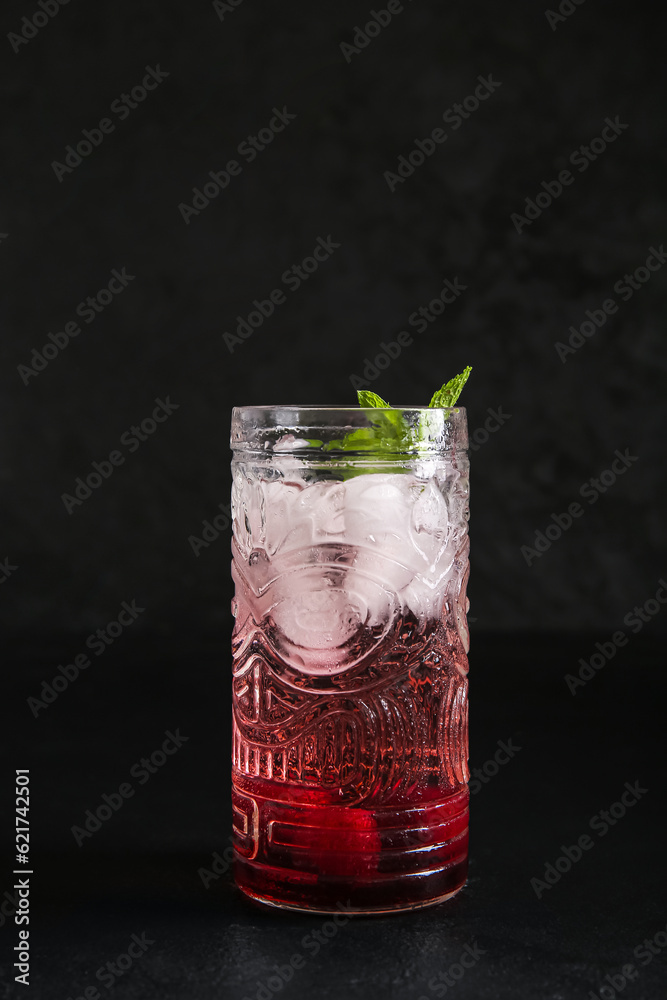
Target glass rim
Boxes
[231,405,468,455]
[232,404,467,414]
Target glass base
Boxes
[238,879,467,916]
[232,786,469,915]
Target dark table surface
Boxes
[5,632,666,999]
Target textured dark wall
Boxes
[1,0,666,638]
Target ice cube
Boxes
[261,479,345,556]
[344,474,452,622]
[409,479,451,570]
[403,479,455,618]
[342,474,418,623]
[293,480,346,540]
[247,473,454,662]
[260,480,304,556]
[272,580,362,651]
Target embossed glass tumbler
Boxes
[230,406,470,914]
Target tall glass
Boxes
[230,406,470,914]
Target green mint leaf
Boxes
[428,365,472,408]
[324,409,406,454]
[357,390,390,408]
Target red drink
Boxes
[230,406,470,913]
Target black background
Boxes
[2,0,666,997]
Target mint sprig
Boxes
[357,390,390,408]
[354,365,472,414]
[318,367,471,474]
[427,366,472,408]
